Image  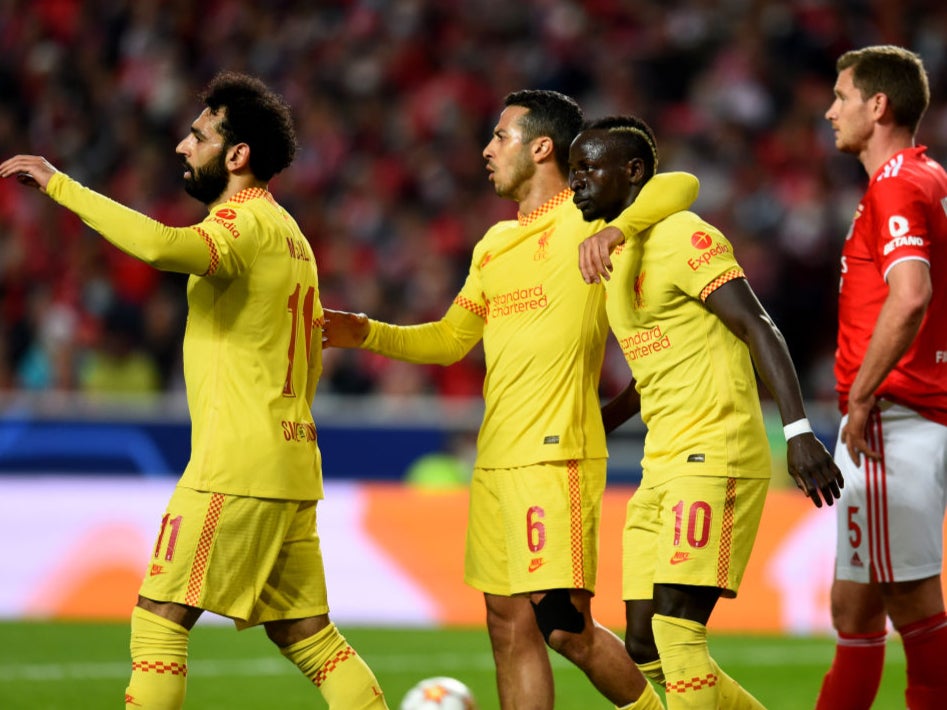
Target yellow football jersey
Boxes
[605,210,771,481]
[48,174,324,500]
[366,172,700,469]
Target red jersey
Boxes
[835,146,947,424]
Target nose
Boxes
[569,171,584,191]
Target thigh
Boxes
[623,483,662,601]
[140,487,325,625]
[835,403,947,584]
[649,475,767,598]
[466,460,606,596]
[241,500,329,628]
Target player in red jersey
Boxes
[816,45,947,710]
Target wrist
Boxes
[783,418,813,441]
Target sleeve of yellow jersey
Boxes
[46,172,218,276]
[362,266,486,366]
[608,171,700,240]
[363,303,484,366]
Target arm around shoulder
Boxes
[608,171,700,240]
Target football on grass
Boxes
[399,676,477,709]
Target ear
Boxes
[870,92,890,121]
[531,136,555,164]
[627,157,647,185]
[226,143,251,171]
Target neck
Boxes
[208,175,268,210]
[516,170,569,217]
[860,129,916,176]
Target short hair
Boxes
[201,72,297,181]
[585,115,659,180]
[837,45,930,135]
[504,89,583,174]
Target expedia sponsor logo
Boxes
[489,284,548,318]
[282,420,317,442]
[883,235,924,256]
[618,325,671,361]
[210,208,240,238]
[936,351,947,363]
[687,241,729,271]
[690,231,713,249]
[285,236,311,261]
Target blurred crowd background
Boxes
[1,0,945,405]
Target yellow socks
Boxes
[125,606,189,709]
[280,622,388,709]
[653,614,716,709]
[617,681,665,709]
[651,614,762,709]
[636,658,666,685]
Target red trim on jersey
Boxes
[518,188,572,227]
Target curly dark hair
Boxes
[504,89,583,174]
[201,72,297,181]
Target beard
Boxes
[183,149,229,205]
[492,149,535,200]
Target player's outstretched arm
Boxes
[705,278,844,508]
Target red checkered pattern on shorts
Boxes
[666,672,718,694]
[131,660,188,676]
[567,460,585,588]
[716,477,737,588]
[699,268,745,302]
[185,492,225,606]
[312,646,356,687]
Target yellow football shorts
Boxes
[139,485,329,628]
[464,459,606,596]
[623,475,768,600]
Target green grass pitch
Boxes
[0,621,906,709]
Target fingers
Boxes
[578,237,613,284]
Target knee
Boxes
[829,582,887,634]
[531,589,586,653]
[625,628,658,665]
